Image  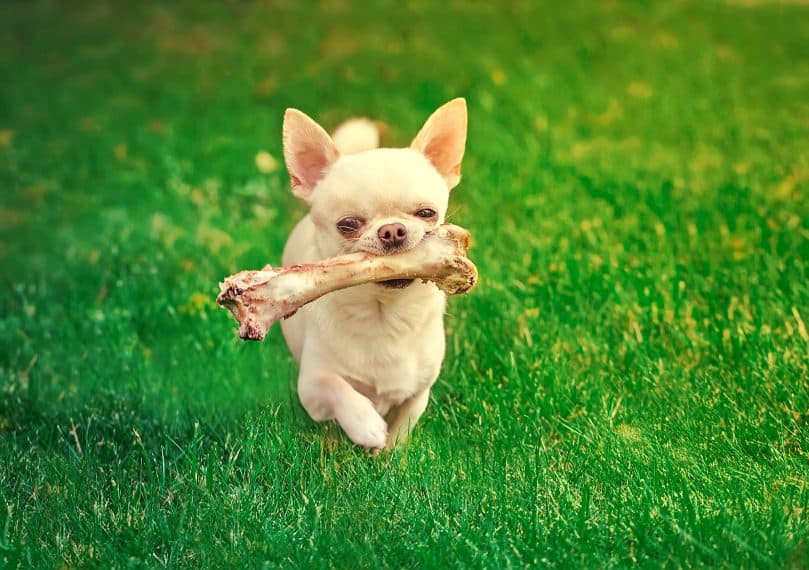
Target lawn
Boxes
[1,0,807,567]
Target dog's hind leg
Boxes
[387,388,431,448]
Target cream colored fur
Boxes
[280,99,467,449]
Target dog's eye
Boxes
[336,217,363,234]
[415,208,437,219]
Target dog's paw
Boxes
[354,422,388,450]
[337,404,388,449]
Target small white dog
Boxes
[279,98,468,449]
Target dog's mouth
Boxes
[377,278,415,289]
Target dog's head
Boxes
[281,99,467,260]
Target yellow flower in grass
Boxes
[490,68,506,86]
[255,151,278,173]
[182,292,213,315]
[627,82,653,99]
[0,129,14,148]
[197,225,233,254]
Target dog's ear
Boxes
[283,109,340,201]
[411,98,467,190]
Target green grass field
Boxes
[1,1,808,567]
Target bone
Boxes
[216,224,478,341]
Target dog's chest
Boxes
[316,284,446,399]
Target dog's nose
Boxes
[377,223,407,249]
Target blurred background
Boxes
[1,0,807,566]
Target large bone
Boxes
[216,224,477,341]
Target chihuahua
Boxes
[280,98,468,449]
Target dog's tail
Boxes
[331,118,382,154]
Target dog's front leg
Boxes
[387,388,431,448]
[297,369,388,449]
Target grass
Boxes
[1,0,807,567]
